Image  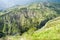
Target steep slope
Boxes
[21,17,60,40]
[44,17,60,28]
[0,3,59,36]
[33,17,60,40]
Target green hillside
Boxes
[20,17,60,40]
[0,3,60,40]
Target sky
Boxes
[0,0,32,9]
[0,0,60,10]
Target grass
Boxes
[20,17,60,40]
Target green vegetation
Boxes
[20,17,60,40]
[0,3,60,40]
[31,17,60,40]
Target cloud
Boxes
[0,0,14,8]
[0,0,30,9]
[0,0,60,9]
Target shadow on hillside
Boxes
[36,18,52,29]
[0,32,5,38]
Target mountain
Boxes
[0,2,59,35]
[0,1,60,40]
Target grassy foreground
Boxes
[20,17,60,40]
